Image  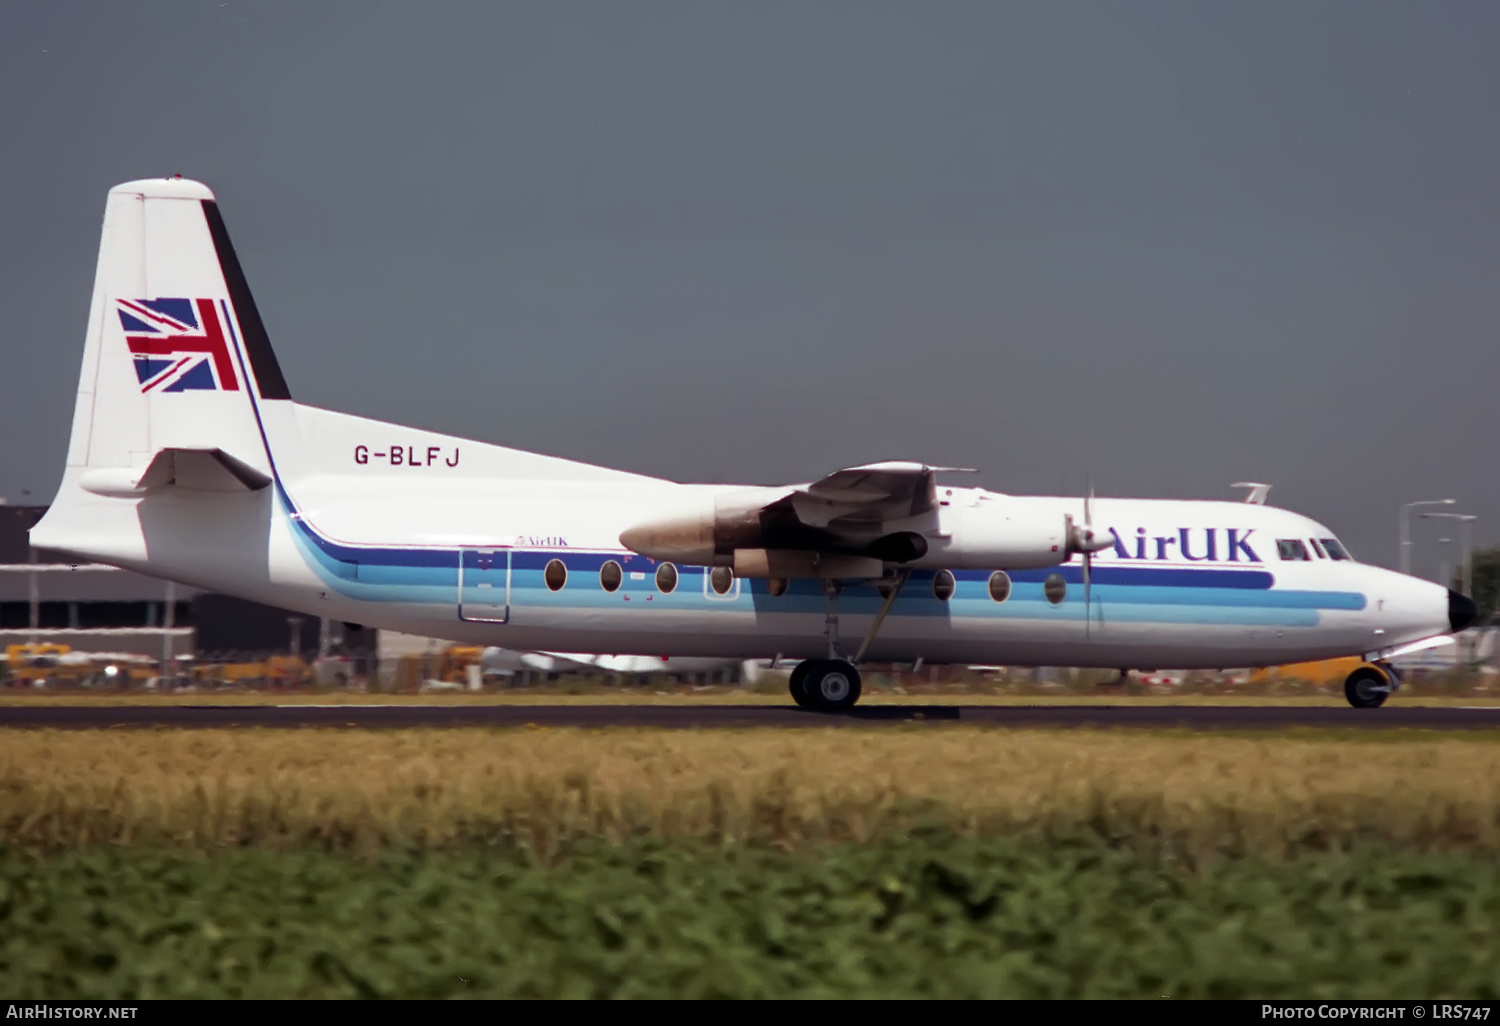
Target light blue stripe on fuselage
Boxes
[283,503,1363,628]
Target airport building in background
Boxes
[0,503,374,665]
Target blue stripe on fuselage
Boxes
[278,501,1365,624]
[1006,565,1274,589]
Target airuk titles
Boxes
[354,444,459,468]
[1106,527,1261,563]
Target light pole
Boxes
[1422,513,1477,596]
[1401,499,1455,574]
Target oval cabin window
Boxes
[655,562,678,594]
[1043,572,1067,605]
[544,559,567,592]
[932,569,955,602]
[767,577,788,597]
[988,571,1012,603]
[710,566,734,595]
[599,560,622,593]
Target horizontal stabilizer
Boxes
[78,448,272,497]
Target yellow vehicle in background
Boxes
[1250,656,1366,688]
[4,643,73,686]
[7,642,70,663]
[3,644,156,687]
[191,655,311,687]
[392,644,484,692]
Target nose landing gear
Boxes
[1344,662,1399,709]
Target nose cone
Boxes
[1448,589,1479,633]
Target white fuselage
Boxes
[34,402,1453,672]
[28,175,1460,675]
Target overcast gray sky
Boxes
[3,1,1498,576]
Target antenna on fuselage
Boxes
[1232,482,1271,505]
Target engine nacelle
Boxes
[619,487,1072,575]
[915,496,1070,570]
[617,488,787,567]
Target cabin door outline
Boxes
[458,548,511,623]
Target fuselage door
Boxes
[459,548,511,623]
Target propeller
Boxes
[1065,479,1111,639]
[1083,484,1093,638]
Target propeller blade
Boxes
[1066,479,1111,555]
[1084,551,1092,640]
[1083,477,1095,639]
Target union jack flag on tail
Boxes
[117,297,240,392]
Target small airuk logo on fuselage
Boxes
[117,298,240,393]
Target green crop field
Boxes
[7,839,1500,998]
[4,727,1500,998]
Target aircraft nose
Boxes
[1449,589,1479,633]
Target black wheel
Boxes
[803,660,862,713]
[1344,666,1390,709]
[788,661,815,708]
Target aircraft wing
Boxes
[621,460,983,572]
[782,461,970,529]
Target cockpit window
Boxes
[1320,538,1351,561]
[1308,539,1326,559]
[1276,539,1310,561]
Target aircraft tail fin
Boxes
[31,177,299,562]
[34,176,664,563]
[58,176,288,486]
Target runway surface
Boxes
[3,704,1500,730]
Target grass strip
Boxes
[4,728,1500,857]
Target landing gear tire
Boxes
[1344,666,1391,709]
[789,662,816,708]
[801,659,862,713]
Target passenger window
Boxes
[599,560,622,592]
[655,562,678,594]
[1276,539,1310,561]
[1320,538,1351,561]
[767,577,788,597]
[1044,573,1067,605]
[988,571,1012,603]
[932,569,955,602]
[544,559,567,591]
[710,566,734,595]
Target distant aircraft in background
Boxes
[478,647,760,683]
[31,178,1477,712]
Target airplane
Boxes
[478,647,759,683]
[30,177,1478,712]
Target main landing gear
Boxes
[1344,662,1400,709]
[789,659,863,713]
[787,573,902,713]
